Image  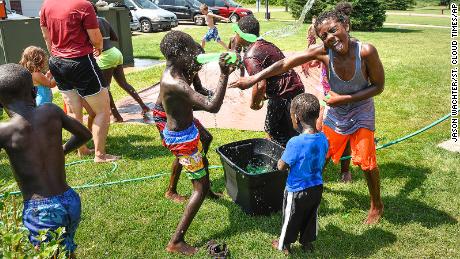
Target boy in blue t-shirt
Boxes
[272,93,329,254]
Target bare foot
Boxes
[166,241,198,256]
[341,171,352,183]
[207,190,223,199]
[271,239,289,255]
[78,147,94,157]
[94,154,120,163]
[113,116,124,123]
[165,191,187,203]
[365,206,384,225]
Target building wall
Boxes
[21,0,43,17]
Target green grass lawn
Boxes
[385,14,450,27]
[1,16,459,258]
[388,5,450,15]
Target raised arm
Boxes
[230,46,325,89]
[192,75,213,96]
[58,106,92,155]
[325,43,384,106]
[209,13,229,22]
[187,54,235,113]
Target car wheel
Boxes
[229,14,239,23]
[194,15,205,26]
[140,19,152,33]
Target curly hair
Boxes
[238,15,260,37]
[314,10,348,33]
[160,31,200,61]
[335,1,353,16]
[19,46,48,73]
[290,93,320,123]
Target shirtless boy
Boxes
[159,31,235,255]
[0,64,92,256]
[200,4,229,50]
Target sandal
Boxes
[206,240,230,259]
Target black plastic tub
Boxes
[216,138,287,216]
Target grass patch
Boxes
[385,14,450,27]
[388,5,450,15]
[1,17,459,259]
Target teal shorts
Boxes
[96,47,123,70]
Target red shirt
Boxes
[40,0,99,58]
[244,39,304,99]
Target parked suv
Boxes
[198,0,252,23]
[123,0,178,32]
[153,0,217,25]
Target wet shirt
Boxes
[40,0,99,58]
[324,41,375,134]
[97,17,114,51]
[281,132,328,192]
[244,39,304,99]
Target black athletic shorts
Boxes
[264,90,303,147]
[49,54,107,97]
[278,185,323,249]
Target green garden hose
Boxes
[0,113,452,198]
[339,113,452,161]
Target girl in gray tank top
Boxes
[323,41,375,135]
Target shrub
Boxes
[287,0,386,31]
[0,194,68,258]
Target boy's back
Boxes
[1,104,74,200]
[0,63,92,254]
[281,133,328,192]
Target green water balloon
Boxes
[196,52,237,64]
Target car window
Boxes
[204,0,214,6]
[175,0,186,6]
[190,0,201,8]
[132,0,159,9]
[124,0,135,8]
[215,0,226,7]
[226,0,239,7]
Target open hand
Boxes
[219,53,236,75]
[324,91,348,106]
[229,76,254,90]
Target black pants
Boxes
[265,92,302,147]
[278,185,323,248]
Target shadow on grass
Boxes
[377,27,421,33]
[107,134,170,160]
[323,162,457,228]
[199,196,281,242]
[312,224,397,258]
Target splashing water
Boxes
[261,0,316,38]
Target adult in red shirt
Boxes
[231,16,304,146]
[40,0,118,162]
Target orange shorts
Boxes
[323,125,377,171]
